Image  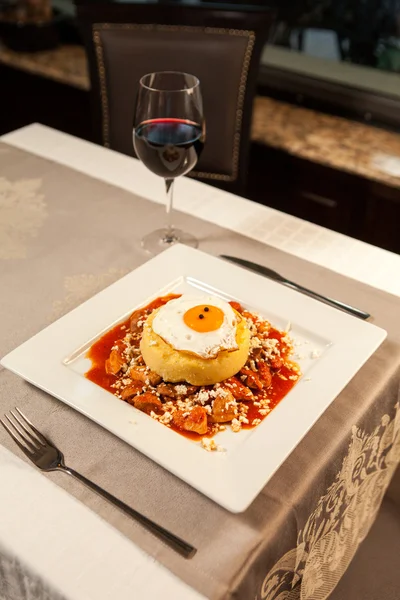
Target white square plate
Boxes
[1,245,386,512]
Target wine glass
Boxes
[133,71,205,255]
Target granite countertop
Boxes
[2,43,400,190]
[252,96,400,191]
[0,43,89,90]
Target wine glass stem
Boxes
[164,178,175,243]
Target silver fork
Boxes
[1,408,196,559]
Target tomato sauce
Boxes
[85,294,180,391]
[85,295,299,439]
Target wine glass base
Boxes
[141,228,198,255]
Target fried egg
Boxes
[151,294,240,359]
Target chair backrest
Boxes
[76,1,275,194]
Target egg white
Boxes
[151,295,239,359]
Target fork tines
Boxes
[0,408,48,456]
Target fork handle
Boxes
[60,466,196,559]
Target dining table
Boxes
[1,122,400,600]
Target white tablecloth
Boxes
[1,124,400,600]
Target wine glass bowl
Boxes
[134,118,204,179]
[133,72,205,255]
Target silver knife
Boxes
[220,255,370,320]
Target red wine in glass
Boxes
[133,71,205,255]
[134,118,204,179]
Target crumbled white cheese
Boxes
[201,438,225,452]
[259,408,270,416]
[246,318,258,334]
[311,350,321,359]
[224,399,236,409]
[259,398,270,408]
[196,390,210,405]
[159,412,173,424]
[250,337,262,350]
[201,438,217,452]
[231,418,241,432]
[177,397,194,410]
[261,338,280,359]
[174,384,188,395]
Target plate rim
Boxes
[1,245,387,512]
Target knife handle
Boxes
[285,282,370,320]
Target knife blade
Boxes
[220,255,370,320]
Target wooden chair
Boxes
[75,0,275,195]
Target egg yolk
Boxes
[183,305,225,332]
